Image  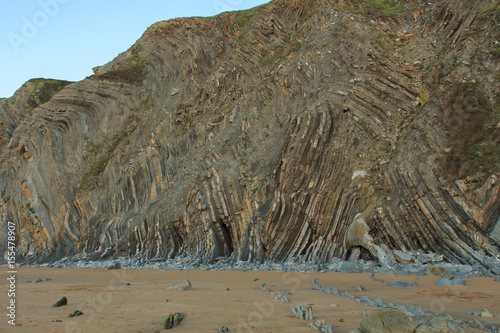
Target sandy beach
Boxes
[1,265,499,332]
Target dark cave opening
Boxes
[219,221,234,256]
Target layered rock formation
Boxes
[1,0,499,269]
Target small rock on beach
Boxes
[68,310,84,318]
[161,312,186,330]
[52,297,68,308]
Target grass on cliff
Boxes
[259,41,302,68]
[478,2,500,22]
[477,3,500,56]
[234,5,263,28]
[95,44,147,84]
[441,82,500,180]
[26,79,71,111]
[96,57,147,84]
[354,0,403,17]
[79,129,135,191]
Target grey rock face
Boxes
[340,262,362,274]
[491,217,500,244]
[0,0,499,268]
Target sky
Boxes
[0,0,270,98]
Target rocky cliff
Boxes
[1,0,499,270]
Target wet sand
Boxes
[1,266,499,332]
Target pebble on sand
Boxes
[68,310,84,318]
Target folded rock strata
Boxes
[0,0,499,269]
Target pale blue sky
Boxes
[0,0,269,98]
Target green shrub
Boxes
[96,57,147,84]
[87,141,102,153]
[235,5,262,28]
[441,82,500,179]
[288,41,302,53]
[131,43,143,56]
[26,79,71,110]
[259,41,302,68]
[478,3,500,22]
[356,0,403,17]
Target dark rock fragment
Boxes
[161,312,186,330]
[52,297,68,308]
[68,310,84,318]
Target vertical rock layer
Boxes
[0,0,499,268]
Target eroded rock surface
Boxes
[0,0,499,268]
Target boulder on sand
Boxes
[291,304,313,320]
[162,312,186,330]
[167,280,192,291]
[393,250,413,265]
[358,308,453,333]
[52,297,68,308]
[343,214,396,268]
[360,308,418,333]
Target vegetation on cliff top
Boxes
[354,0,403,17]
[235,4,263,27]
[26,79,71,111]
[94,44,147,84]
